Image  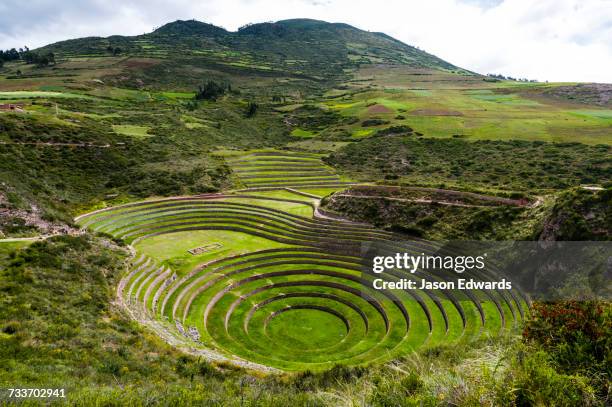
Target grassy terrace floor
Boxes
[77,193,527,371]
[219,149,357,190]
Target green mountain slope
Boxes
[38,18,470,81]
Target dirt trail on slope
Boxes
[334,194,490,208]
[0,141,111,148]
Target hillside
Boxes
[321,185,611,241]
[38,19,467,80]
[0,16,609,235]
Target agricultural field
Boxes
[112,124,152,138]
[76,193,526,371]
[220,150,355,189]
[315,66,612,144]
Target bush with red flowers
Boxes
[523,301,611,381]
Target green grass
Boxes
[285,139,350,152]
[291,128,316,137]
[0,241,32,257]
[352,129,375,138]
[297,187,348,197]
[0,91,87,99]
[135,229,287,276]
[570,109,612,119]
[319,78,612,144]
[87,87,152,101]
[224,150,350,189]
[112,124,152,137]
[159,91,195,99]
[0,235,603,406]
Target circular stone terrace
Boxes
[76,178,527,372]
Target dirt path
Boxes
[334,194,491,208]
[312,200,372,225]
[0,141,111,148]
[284,187,321,199]
[529,196,545,208]
[0,234,60,243]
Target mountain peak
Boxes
[153,19,227,36]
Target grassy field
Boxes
[0,240,32,257]
[0,91,88,99]
[112,124,152,137]
[306,66,612,144]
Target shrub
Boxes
[362,119,389,127]
[195,81,228,101]
[523,301,611,377]
[2,320,20,335]
[498,349,597,406]
[245,101,258,118]
[390,224,424,237]
[376,125,413,136]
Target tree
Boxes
[184,99,198,111]
[35,54,49,67]
[19,51,56,67]
[22,51,35,64]
[1,48,20,62]
[245,101,258,118]
[195,81,228,101]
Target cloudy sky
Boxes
[1,0,611,82]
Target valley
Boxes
[0,17,609,406]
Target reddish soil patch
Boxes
[367,104,394,114]
[123,58,161,69]
[410,109,463,116]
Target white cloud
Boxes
[0,0,610,82]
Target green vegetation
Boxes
[0,236,607,405]
[326,136,611,192]
[322,185,611,241]
[0,236,310,404]
[221,150,353,189]
[314,70,612,144]
[0,16,609,406]
[0,113,233,231]
[195,80,230,101]
[1,47,56,67]
[524,301,610,384]
[0,91,86,99]
[111,124,152,137]
[538,187,611,240]
[290,128,316,137]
